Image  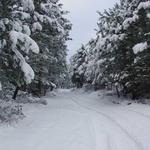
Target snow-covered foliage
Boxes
[0,0,71,99]
[123,14,139,29]
[138,1,150,10]
[32,22,42,32]
[71,0,150,99]
[20,60,35,84]
[21,0,35,11]
[14,91,47,105]
[0,0,71,122]
[0,0,39,90]
[9,31,39,54]
[133,42,148,54]
[28,0,71,96]
[0,100,24,123]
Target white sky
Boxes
[60,0,119,59]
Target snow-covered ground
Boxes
[0,89,150,150]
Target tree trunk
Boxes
[116,85,120,98]
[12,86,19,100]
[131,90,138,100]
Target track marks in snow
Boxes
[124,108,150,121]
[69,93,144,150]
[1,89,150,150]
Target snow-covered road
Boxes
[0,89,150,150]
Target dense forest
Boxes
[71,0,150,99]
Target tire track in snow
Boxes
[106,106,150,124]
[97,107,150,150]
[123,108,150,121]
[56,95,97,150]
[69,94,143,150]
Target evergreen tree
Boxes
[71,0,150,99]
[29,0,71,96]
[120,0,150,98]
[71,44,87,88]
[0,0,39,99]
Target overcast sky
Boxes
[60,0,119,59]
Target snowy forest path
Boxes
[0,89,150,150]
[69,93,143,150]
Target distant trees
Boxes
[0,0,71,99]
[71,0,150,99]
[71,45,87,88]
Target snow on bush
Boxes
[123,14,139,29]
[13,11,31,20]
[138,1,150,10]
[133,42,148,54]
[34,12,44,22]
[23,25,31,36]
[21,0,35,12]
[0,100,24,123]
[123,1,150,30]
[15,92,47,105]
[32,22,42,32]
[12,20,22,32]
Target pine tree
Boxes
[71,0,150,99]
[29,0,71,96]
[122,1,150,98]
[0,0,39,99]
[71,44,87,88]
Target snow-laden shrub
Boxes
[15,91,47,105]
[0,83,14,101]
[0,83,47,105]
[0,100,24,123]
